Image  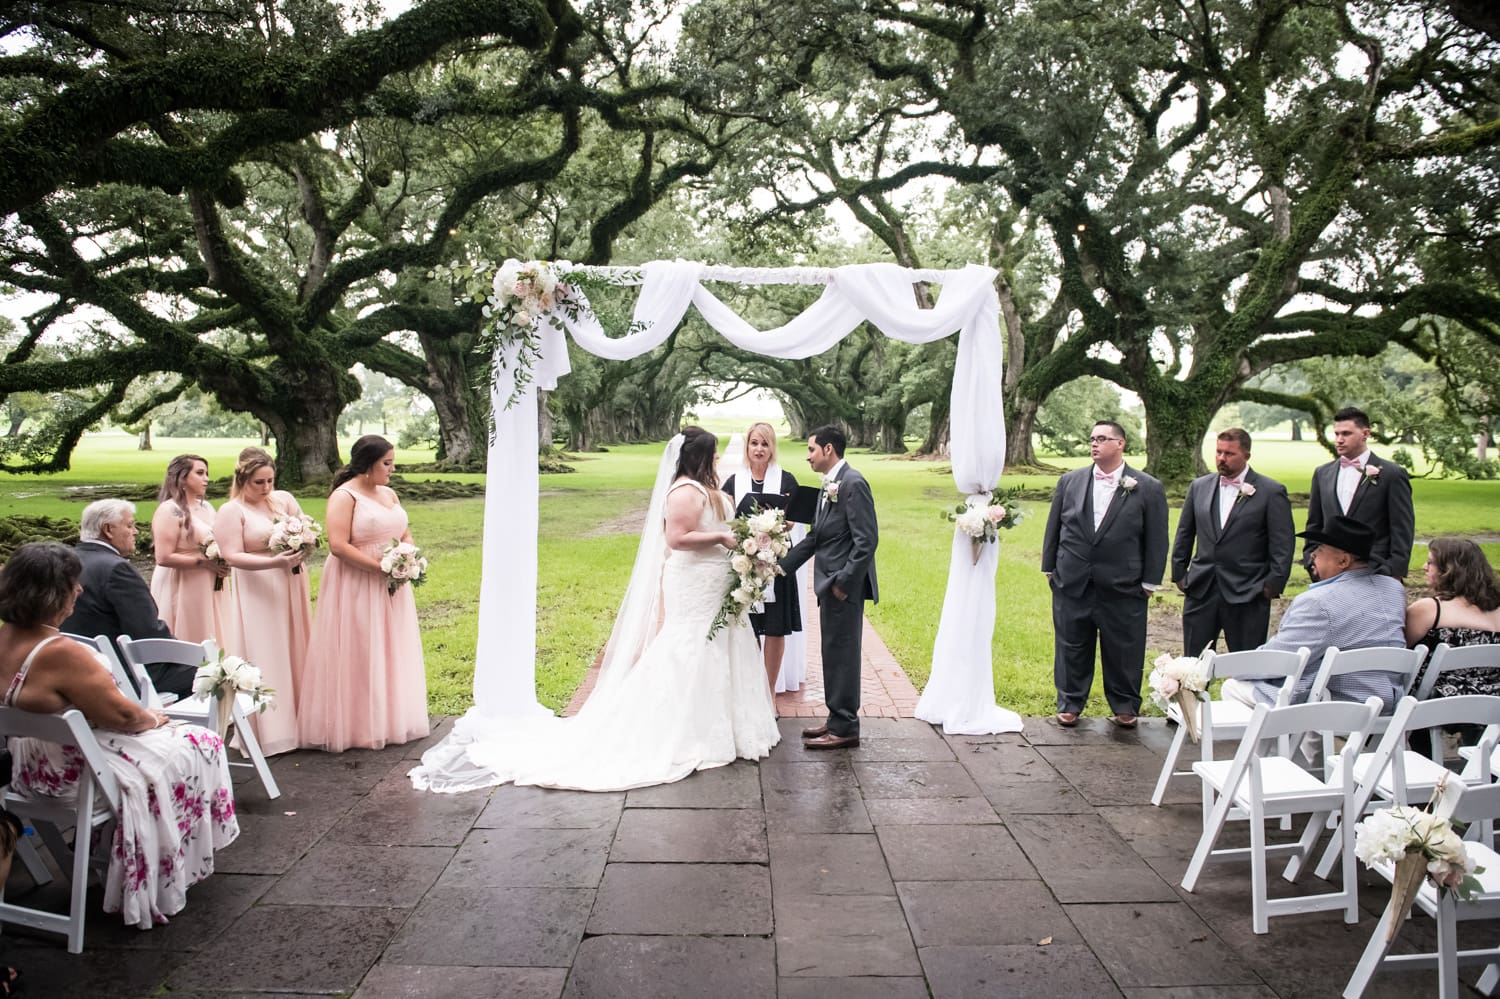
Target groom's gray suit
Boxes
[783,462,878,739]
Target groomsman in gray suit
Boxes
[1171,428,1294,655]
[1042,420,1169,728]
[782,425,878,750]
[1303,406,1415,580]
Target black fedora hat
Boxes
[1297,515,1375,561]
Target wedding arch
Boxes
[444,259,1022,756]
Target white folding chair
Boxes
[1182,697,1383,934]
[0,707,122,953]
[1301,695,1500,882]
[115,637,280,800]
[1306,646,1429,773]
[1151,647,1312,813]
[1344,778,1500,998]
[59,632,153,706]
[1417,644,1500,757]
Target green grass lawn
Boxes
[4,431,1498,718]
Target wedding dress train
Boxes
[411,475,779,793]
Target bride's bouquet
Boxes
[380,539,429,595]
[268,513,323,575]
[708,507,792,640]
[193,649,275,737]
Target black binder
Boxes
[734,485,820,525]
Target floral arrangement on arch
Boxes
[430,256,642,413]
[943,486,1025,564]
[1147,654,1210,742]
[708,507,792,640]
[1355,794,1483,943]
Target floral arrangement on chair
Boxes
[380,540,429,595]
[708,507,791,640]
[1148,654,1210,743]
[1355,795,1483,943]
[943,486,1025,564]
[193,651,275,738]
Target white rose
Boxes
[731,554,753,574]
[731,587,753,606]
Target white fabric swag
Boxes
[445,259,1019,760]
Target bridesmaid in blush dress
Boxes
[150,454,231,648]
[299,435,428,752]
[213,447,312,756]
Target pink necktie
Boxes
[1339,456,1360,468]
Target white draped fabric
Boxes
[419,259,1016,776]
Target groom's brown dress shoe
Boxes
[801,724,829,739]
[1055,712,1079,727]
[804,732,860,750]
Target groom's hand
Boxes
[831,583,848,601]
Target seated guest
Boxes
[61,498,186,699]
[0,542,239,929]
[1223,516,1408,711]
[1407,538,1500,698]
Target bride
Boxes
[410,426,780,792]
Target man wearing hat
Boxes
[1222,515,1407,710]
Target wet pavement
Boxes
[6,713,1498,998]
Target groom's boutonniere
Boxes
[822,478,841,503]
[1363,464,1381,484]
[1120,476,1139,493]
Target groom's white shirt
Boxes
[820,459,848,519]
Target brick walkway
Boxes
[566,566,920,720]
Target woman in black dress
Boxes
[1407,538,1500,698]
[721,421,803,694]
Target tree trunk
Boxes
[872,418,908,454]
[5,411,22,437]
[418,330,486,467]
[137,424,152,450]
[538,390,553,451]
[260,423,271,445]
[1478,428,1489,463]
[1290,418,1303,442]
[264,397,345,486]
[1005,394,1040,467]
[920,396,951,458]
[1143,398,1212,487]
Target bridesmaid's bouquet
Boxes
[193,650,275,737]
[268,513,323,575]
[708,508,792,640]
[199,534,228,591]
[380,539,429,595]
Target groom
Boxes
[782,425,879,749]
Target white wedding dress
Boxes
[410,473,779,793]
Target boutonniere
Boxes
[1363,465,1380,483]
[1237,482,1256,499]
[822,479,840,503]
[1120,476,1138,492]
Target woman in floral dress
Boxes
[0,542,239,929]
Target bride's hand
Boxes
[718,531,737,549]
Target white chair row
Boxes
[61,633,279,800]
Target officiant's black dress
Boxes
[722,471,803,638]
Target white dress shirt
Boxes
[1218,466,1249,529]
[1336,451,1368,513]
[1091,464,1121,530]
[818,459,847,517]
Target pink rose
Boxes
[1364,465,1380,479]
[987,506,1007,522]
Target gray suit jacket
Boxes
[60,541,173,647]
[1303,453,1415,579]
[1171,468,1294,602]
[783,463,878,604]
[1248,566,1408,708]
[1041,464,1169,599]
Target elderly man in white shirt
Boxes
[1223,515,1408,711]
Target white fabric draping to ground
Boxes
[413,260,1018,792]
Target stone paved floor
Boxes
[8,713,1499,998]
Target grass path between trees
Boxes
[2,433,1498,718]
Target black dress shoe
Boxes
[804,732,860,750]
[801,724,829,739]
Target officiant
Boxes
[721,421,805,695]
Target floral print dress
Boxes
[6,635,240,929]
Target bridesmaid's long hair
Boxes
[675,426,728,518]
[158,453,209,542]
[230,447,275,500]
[332,435,394,492]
